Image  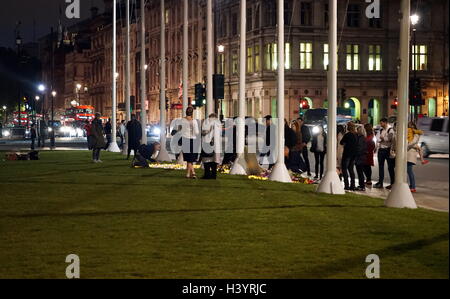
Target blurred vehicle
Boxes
[417,117,449,157]
[146,125,161,137]
[304,108,353,135]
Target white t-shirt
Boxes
[180,118,199,139]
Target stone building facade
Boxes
[39,0,449,126]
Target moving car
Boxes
[417,117,449,157]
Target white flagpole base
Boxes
[269,162,292,183]
[385,182,417,209]
[317,170,345,194]
[107,141,121,153]
[156,146,171,162]
[230,154,247,175]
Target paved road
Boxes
[1,137,448,212]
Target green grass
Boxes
[0,151,448,279]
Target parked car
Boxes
[417,117,449,157]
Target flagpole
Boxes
[157,0,171,161]
[182,0,189,116]
[122,0,132,155]
[108,0,121,152]
[140,0,148,145]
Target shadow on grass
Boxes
[295,233,449,279]
[1,204,384,219]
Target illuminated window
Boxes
[232,51,238,75]
[411,45,428,71]
[285,43,291,69]
[165,9,170,24]
[264,43,290,70]
[346,44,360,71]
[300,42,313,70]
[368,45,382,71]
[247,47,254,73]
[254,45,261,72]
[323,44,329,70]
[217,53,225,75]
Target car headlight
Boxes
[3,130,10,137]
[312,126,320,135]
[153,127,161,135]
[48,127,53,132]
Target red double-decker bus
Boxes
[63,105,95,126]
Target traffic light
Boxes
[130,96,136,112]
[213,74,225,100]
[165,97,169,110]
[299,99,310,110]
[409,78,423,106]
[194,83,205,107]
[391,98,398,110]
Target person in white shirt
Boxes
[119,120,126,148]
[374,118,395,189]
[201,113,222,179]
[181,107,200,178]
[310,125,327,180]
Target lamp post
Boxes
[2,105,6,125]
[34,96,39,125]
[37,84,46,147]
[50,90,56,148]
[217,44,225,120]
[16,33,22,129]
[410,14,419,122]
[76,83,82,105]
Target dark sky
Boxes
[0,0,105,48]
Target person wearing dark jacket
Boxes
[355,126,368,191]
[104,118,112,149]
[91,113,106,163]
[284,120,300,172]
[298,118,312,176]
[126,114,142,159]
[340,122,358,190]
[30,124,37,150]
[310,125,327,180]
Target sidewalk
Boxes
[351,184,449,212]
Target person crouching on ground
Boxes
[201,113,222,179]
[91,113,106,163]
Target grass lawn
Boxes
[0,151,448,279]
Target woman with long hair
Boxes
[363,123,376,186]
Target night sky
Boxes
[0,0,105,48]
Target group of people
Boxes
[83,108,427,193]
[84,113,144,163]
[337,118,428,192]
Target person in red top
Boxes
[83,120,93,150]
[363,123,376,186]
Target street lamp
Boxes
[37,84,46,147]
[410,14,420,121]
[50,90,56,148]
[217,44,225,53]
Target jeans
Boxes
[301,146,311,175]
[31,138,35,150]
[342,155,356,188]
[203,162,218,179]
[407,162,416,189]
[314,152,325,178]
[363,165,372,182]
[377,148,395,185]
[356,164,366,188]
[93,148,101,161]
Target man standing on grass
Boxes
[126,114,142,159]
